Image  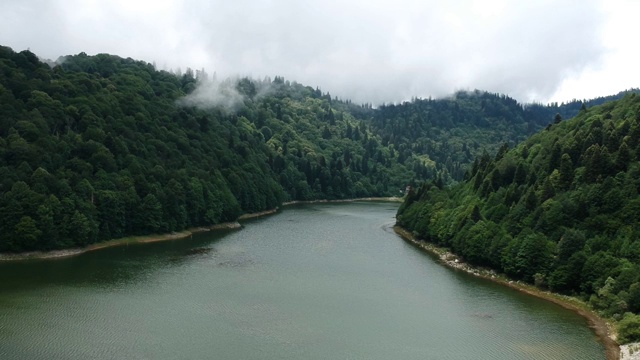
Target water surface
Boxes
[0,202,605,359]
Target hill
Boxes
[371,89,640,181]
[0,45,634,254]
[396,94,640,341]
[0,47,428,252]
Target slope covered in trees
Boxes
[0,45,634,254]
[525,88,640,125]
[373,92,535,181]
[396,94,640,340]
[0,46,432,252]
[371,89,639,181]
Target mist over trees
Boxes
[0,47,455,251]
[0,46,633,252]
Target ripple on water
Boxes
[0,203,606,360]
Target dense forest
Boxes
[396,94,640,342]
[0,47,422,252]
[371,89,639,180]
[3,43,640,343]
[0,45,635,256]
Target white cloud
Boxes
[0,0,633,104]
[550,0,640,102]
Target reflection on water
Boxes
[0,202,605,360]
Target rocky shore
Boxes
[2,199,623,357]
[621,343,640,360]
[393,226,621,360]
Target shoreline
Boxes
[0,197,402,261]
[392,225,620,360]
[0,222,241,262]
[282,197,403,206]
[1,198,624,357]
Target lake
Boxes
[0,202,605,359]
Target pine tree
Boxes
[559,153,574,190]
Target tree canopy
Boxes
[397,94,640,341]
[0,47,441,251]
[3,43,640,342]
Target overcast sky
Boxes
[1,0,637,105]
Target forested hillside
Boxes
[0,45,633,254]
[0,46,429,252]
[525,88,640,124]
[371,89,639,180]
[396,94,640,340]
[373,92,534,180]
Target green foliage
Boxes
[397,94,640,319]
[0,46,430,251]
[1,43,637,275]
[371,90,639,183]
[618,313,640,344]
[13,216,41,251]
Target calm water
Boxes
[0,202,604,359]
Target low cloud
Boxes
[178,76,277,112]
[0,0,612,104]
[179,78,246,112]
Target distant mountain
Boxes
[371,89,639,181]
[524,88,640,129]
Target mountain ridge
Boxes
[0,45,636,256]
[396,93,640,343]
